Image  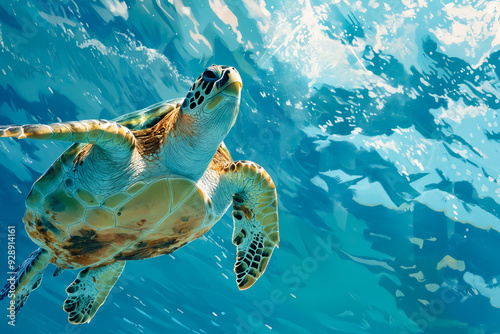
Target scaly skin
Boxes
[0,65,279,323]
[199,156,279,290]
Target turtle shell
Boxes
[113,98,183,130]
[22,97,185,203]
[21,98,214,269]
[24,175,214,269]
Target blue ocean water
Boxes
[1,0,500,333]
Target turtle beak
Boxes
[220,68,242,98]
[223,81,242,98]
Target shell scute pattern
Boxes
[29,211,68,237]
[114,100,178,130]
[85,208,115,229]
[25,174,211,268]
[155,185,207,236]
[32,159,65,195]
[94,227,145,249]
[109,180,209,262]
[102,192,129,210]
[42,188,86,226]
[25,188,43,210]
[170,178,197,209]
[75,187,99,207]
[114,178,171,231]
[126,181,145,195]
[61,227,120,267]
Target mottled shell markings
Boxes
[102,193,128,210]
[115,179,171,231]
[42,188,86,225]
[24,175,212,269]
[75,188,99,207]
[85,208,115,229]
[0,65,280,325]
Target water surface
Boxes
[1,1,500,333]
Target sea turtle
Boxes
[0,65,279,324]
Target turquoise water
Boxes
[1,0,500,333]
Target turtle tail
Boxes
[0,248,51,314]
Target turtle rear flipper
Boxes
[0,120,136,151]
[223,161,279,290]
[64,261,125,324]
[53,267,65,277]
[0,248,51,314]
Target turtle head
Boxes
[166,65,241,178]
[180,65,242,138]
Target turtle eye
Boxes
[203,68,218,82]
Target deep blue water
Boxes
[1,0,500,333]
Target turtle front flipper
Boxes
[224,161,279,290]
[0,120,136,151]
[64,261,125,324]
